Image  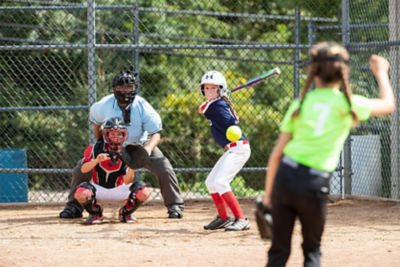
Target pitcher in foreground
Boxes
[261,42,395,266]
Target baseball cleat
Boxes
[225,218,250,231]
[84,214,103,225]
[204,216,231,230]
[119,208,137,223]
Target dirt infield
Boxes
[0,197,399,267]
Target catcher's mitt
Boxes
[121,143,150,169]
[255,198,273,240]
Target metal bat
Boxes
[229,67,281,94]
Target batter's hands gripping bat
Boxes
[121,143,150,169]
[255,197,273,240]
[229,67,281,94]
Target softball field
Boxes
[0,197,399,267]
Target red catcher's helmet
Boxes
[101,117,128,154]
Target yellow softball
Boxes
[226,125,242,142]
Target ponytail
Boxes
[222,95,239,121]
[340,65,358,124]
[292,66,316,118]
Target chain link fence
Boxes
[0,0,399,203]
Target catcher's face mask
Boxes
[113,85,137,109]
[103,128,128,154]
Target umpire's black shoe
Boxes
[168,205,183,219]
[204,216,231,230]
[59,200,83,219]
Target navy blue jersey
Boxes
[200,98,247,148]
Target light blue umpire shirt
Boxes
[90,94,162,144]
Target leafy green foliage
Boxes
[1,1,367,196]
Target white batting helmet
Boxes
[200,70,227,96]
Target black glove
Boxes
[255,198,273,240]
[121,143,150,169]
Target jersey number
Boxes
[313,103,331,135]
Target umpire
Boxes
[59,71,184,219]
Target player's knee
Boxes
[205,178,214,191]
[74,182,96,205]
[136,186,150,202]
[215,182,231,194]
[130,180,150,202]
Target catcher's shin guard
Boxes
[121,180,150,215]
[74,182,102,216]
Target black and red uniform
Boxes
[82,140,127,188]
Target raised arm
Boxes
[367,55,395,117]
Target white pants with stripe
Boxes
[205,143,251,195]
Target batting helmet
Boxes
[112,71,138,106]
[101,117,128,154]
[200,70,227,96]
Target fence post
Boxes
[342,0,352,197]
[389,0,400,199]
[133,0,141,91]
[307,21,316,45]
[87,0,97,144]
[294,7,300,98]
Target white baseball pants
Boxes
[205,143,251,195]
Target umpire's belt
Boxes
[281,155,331,178]
[225,139,249,150]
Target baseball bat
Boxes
[229,67,281,94]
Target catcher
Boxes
[73,117,150,224]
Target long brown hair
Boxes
[292,42,358,123]
[222,95,239,121]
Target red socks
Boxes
[221,191,244,219]
[211,192,245,219]
[211,193,228,220]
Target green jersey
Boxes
[280,89,371,172]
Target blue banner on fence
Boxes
[0,149,28,203]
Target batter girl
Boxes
[262,42,395,266]
[199,70,251,231]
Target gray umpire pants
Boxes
[67,147,184,210]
